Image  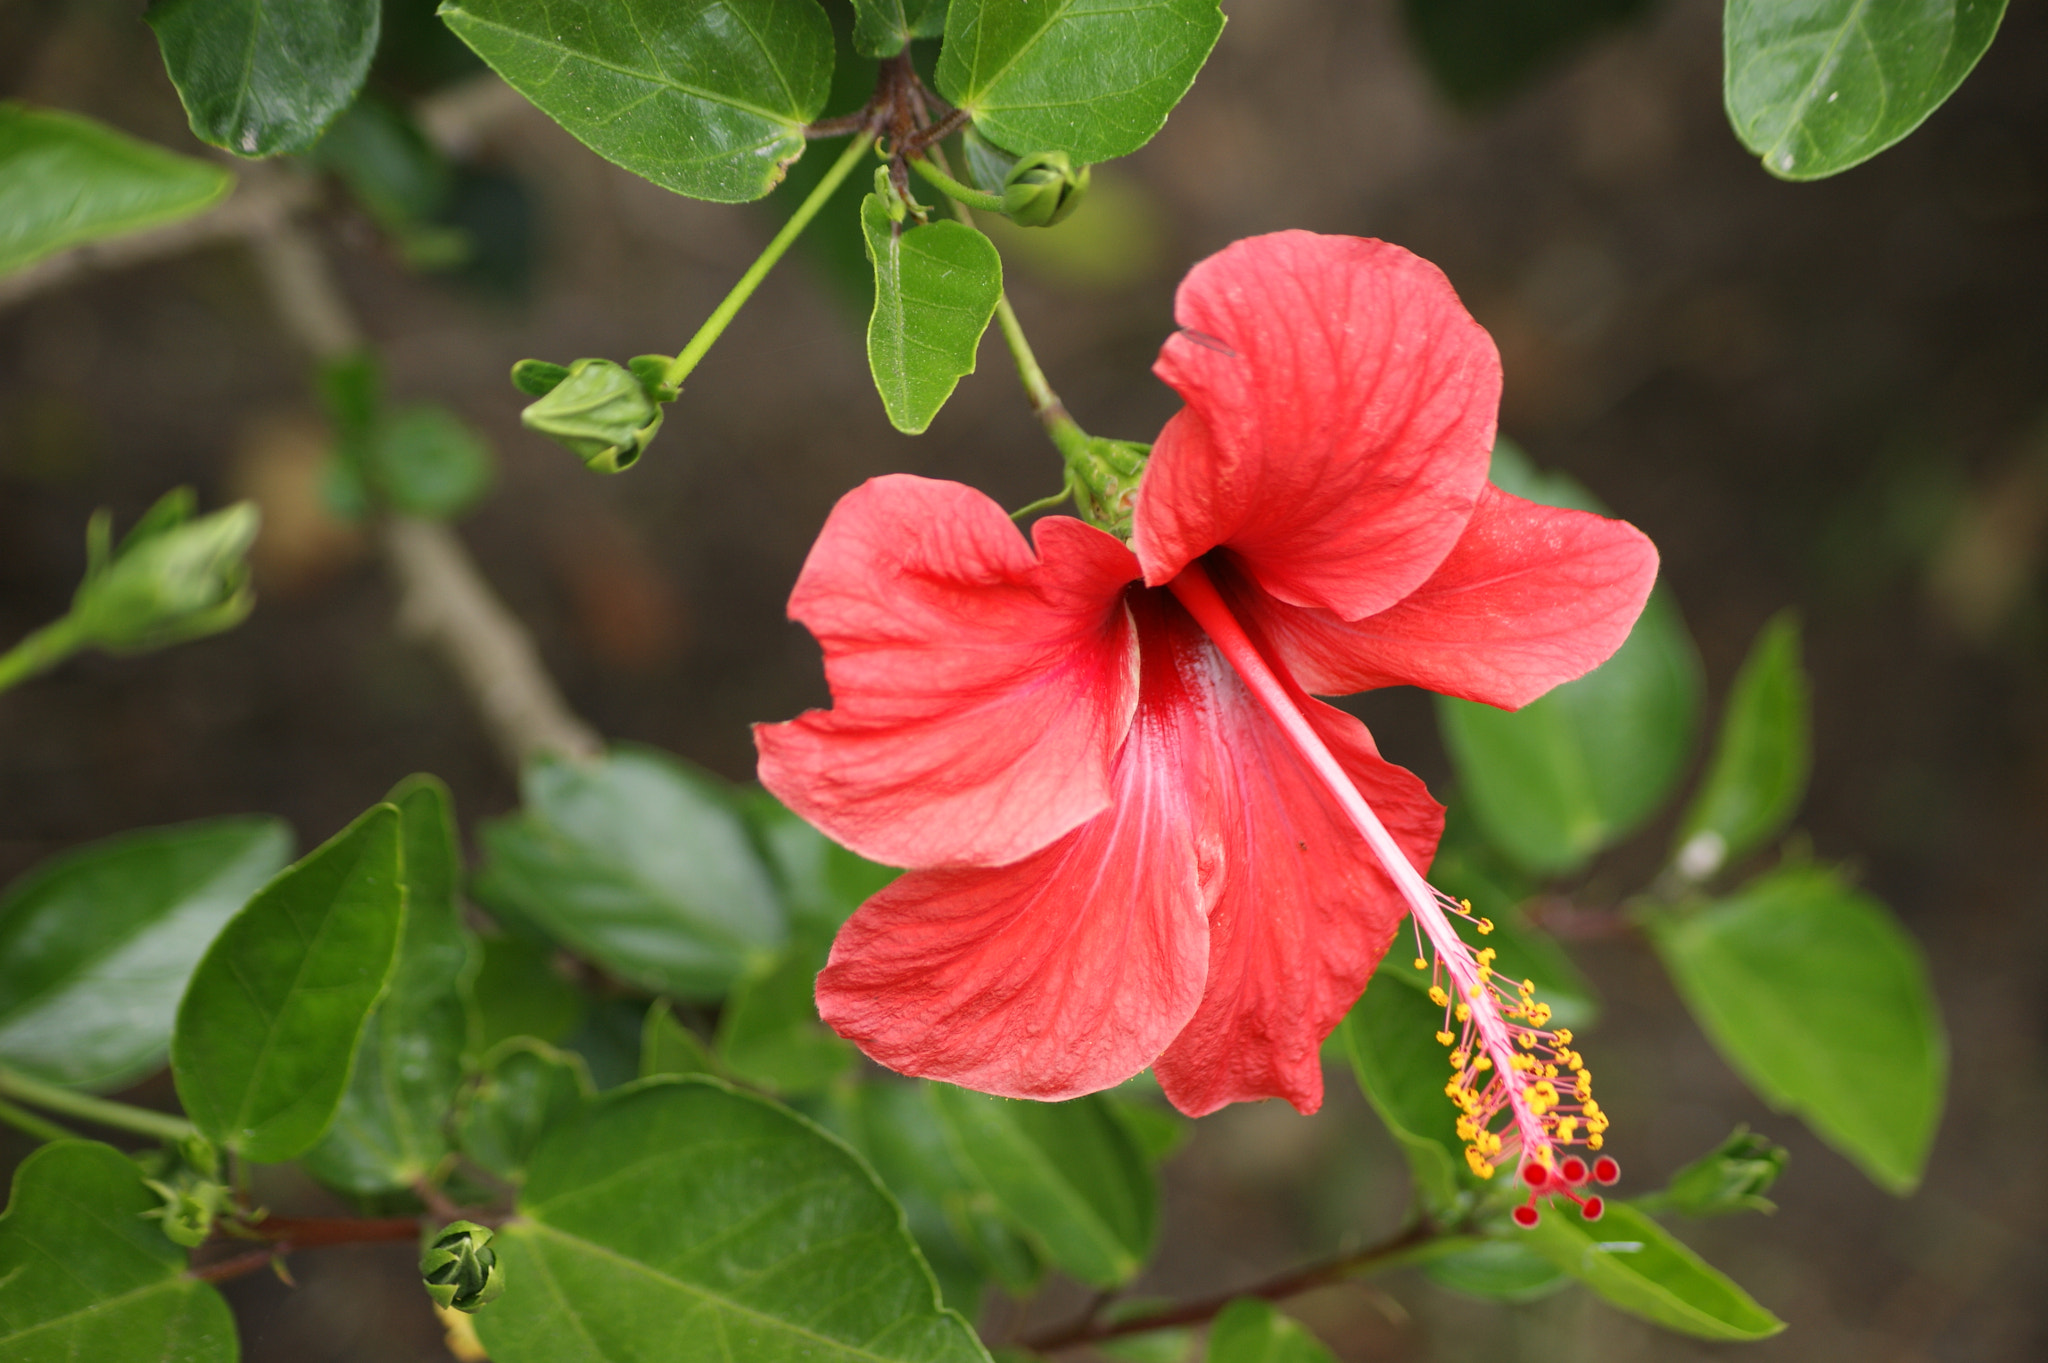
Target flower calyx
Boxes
[1053,425,1150,538]
[1002,151,1090,228]
[1654,1126,1788,1216]
[513,355,677,474]
[421,1220,506,1314]
[70,489,259,654]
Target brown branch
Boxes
[192,1243,292,1284]
[1016,1220,1442,1354]
[248,1215,423,1247]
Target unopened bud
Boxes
[421,1221,506,1314]
[518,357,667,473]
[1661,1126,1788,1216]
[1002,151,1090,228]
[1066,435,1149,538]
[70,492,258,653]
[141,1168,231,1249]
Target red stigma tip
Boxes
[1592,1156,1620,1185]
[1580,1196,1605,1221]
[1559,1156,1588,1184]
[1521,1163,1549,1188]
[1512,1204,1540,1228]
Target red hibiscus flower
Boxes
[757,232,1656,1180]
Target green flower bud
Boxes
[1002,151,1090,228]
[141,1169,232,1249]
[421,1220,506,1314]
[1659,1127,1788,1216]
[519,357,667,474]
[69,491,259,654]
[1064,434,1150,538]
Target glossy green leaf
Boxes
[1402,0,1654,108]
[305,777,474,1193]
[147,0,381,156]
[739,788,899,937]
[1341,980,1467,1214]
[930,1085,1155,1288]
[1648,863,1945,1193]
[835,1079,1039,1317]
[1205,1298,1336,1363]
[0,1141,236,1362]
[0,104,234,277]
[1422,1238,1570,1303]
[1726,0,2007,180]
[171,803,406,1162]
[438,0,834,203]
[854,0,949,56]
[474,1078,990,1363]
[1519,1201,1784,1340]
[0,817,289,1091]
[715,942,856,1095]
[1440,585,1700,876]
[1674,611,1810,880]
[640,1000,719,1079]
[466,935,585,1053]
[861,194,1003,435]
[473,748,785,1000]
[457,1038,593,1183]
[936,0,1225,162]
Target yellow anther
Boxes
[1428,986,1449,1007]
[1473,1056,1492,1071]
[1555,1116,1578,1142]
[1554,1029,1572,1045]
[1455,1004,1471,1022]
[1435,1030,1455,1046]
[1413,957,1428,971]
[1477,948,1496,966]
[1515,1031,1537,1049]
[1448,1050,1469,1069]
[1477,918,1494,935]
[1466,1149,1496,1178]
[1459,898,1474,914]
[1588,1134,1604,1150]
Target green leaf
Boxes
[1725,0,2007,180]
[738,788,899,937]
[854,0,949,57]
[147,0,382,157]
[437,0,835,203]
[369,404,495,518]
[1673,611,1810,880]
[473,1078,990,1363]
[714,943,856,1095]
[1647,863,1945,1193]
[1422,1238,1569,1303]
[1341,980,1467,1214]
[930,1085,1155,1288]
[305,777,474,1193]
[1204,1299,1336,1363]
[457,1038,594,1183]
[0,104,234,277]
[1519,1202,1784,1340]
[1439,585,1700,876]
[0,817,289,1091]
[1107,1091,1188,1167]
[640,1000,719,1080]
[936,0,1225,162]
[861,194,1003,435]
[1639,1126,1789,1217]
[466,935,585,1054]
[0,1141,236,1362]
[171,803,406,1162]
[473,748,785,1000]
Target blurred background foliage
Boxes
[1,0,2045,1358]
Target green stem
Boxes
[0,1066,198,1143]
[0,1096,79,1143]
[992,295,1089,461]
[662,132,877,392]
[0,616,85,694]
[908,155,1007,213]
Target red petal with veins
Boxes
[1133,233,1500,621]
[815,592,1217,1100]
[1242,484,1662,709]
[1144,596,1444,1117]
[756,476,1141,869]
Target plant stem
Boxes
[661,132,877,392]
[0,1096,78,1143]
[908,155,1007,213]
[992,295,1091,461]
[0,1066,198,1143]
[0,616,85,693]
[1017,1220,1467,1353]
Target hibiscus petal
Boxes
[1144,602,1445,1117]
[1132,232,1501,621]
[756,476,1142,869]
[1243,484,1662,709]
[815,609,1217,1101]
